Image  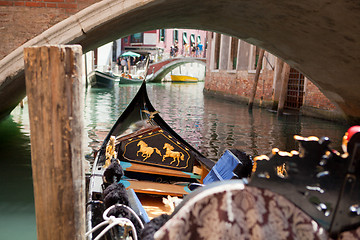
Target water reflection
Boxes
[84,85,141,152]
[0,117,36,239]
[86,82,348,161]
[198,93,347,161]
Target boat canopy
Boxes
[121,51,141,57]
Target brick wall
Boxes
[204,69,274,105]
[0,0,77,10]
[204,66,337,111]
[0,0,100,60]
[204,67,345,121]
[303,80,337,110]
[300,80,345,121]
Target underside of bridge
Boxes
[0,0,360,122]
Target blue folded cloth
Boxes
[203,150,243,184]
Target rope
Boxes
[103,204,144,229]
[86,216,137,240]
[85,204,144,240]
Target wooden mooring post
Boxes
[24,45,85,240]
[271,58,284,110]
[277,62,291,116]
[248,49,265,111]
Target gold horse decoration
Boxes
[137,140,162,161]
[162,143,184,166]
[104,136,117,168]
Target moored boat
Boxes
[89,70,119,88]
[118,73,144,84]
[118,56,150,85]
[170,74,198,83]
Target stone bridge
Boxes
[0,0,360,122]
[147,57,206,82]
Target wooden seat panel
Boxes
[120,179,191,197]
[120,161,201,179]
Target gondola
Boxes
[118,73,144,84]
[88,70,120,88]
[86,81,233,239]
[143,130,360,239]
[246,129,360,239]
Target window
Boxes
[112,40,117,62]
[230,38,239,70]
[94,49,98,67]
[183,32,188,45]
[197,36,201,44]
[159,29,165,42]
[130,33,143,43]
[254,47,260,69]
[190,34,195,45]
[173,30,178,43]
[214,33,221,69]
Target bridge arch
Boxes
[0,0,360,121]
[147,57,206,82]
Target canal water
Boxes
[0,82,349,239]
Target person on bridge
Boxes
[174,41,179,57]
[116,56,121,71]
[198,43,203,57]
[170,46,175,57]
[184,43,190,57]
[195,44,200,57]
[191,43,196,57]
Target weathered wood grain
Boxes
[24,45,84,240]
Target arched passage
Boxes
[0,0,360,122]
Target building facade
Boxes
[204,32,344,122]
[85,29,208,79]
[121,29,208,61]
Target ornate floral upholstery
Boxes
[154,181,331,240]
[338,227,360,239]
